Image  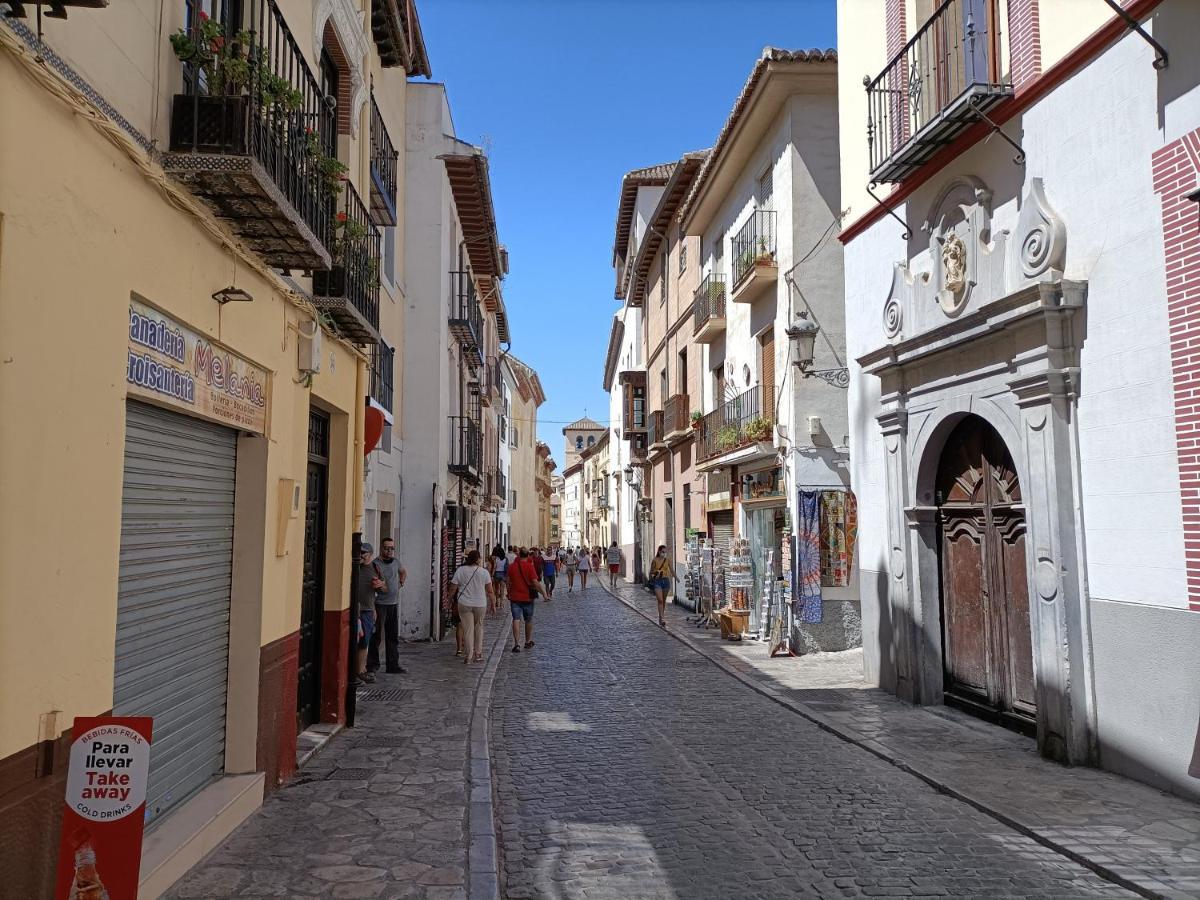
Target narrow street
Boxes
[490,585,1131,900]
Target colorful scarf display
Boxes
[795,490,823,623]
[819,490,857,588]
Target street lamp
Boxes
[786,312,849,389]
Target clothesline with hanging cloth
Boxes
[794,488,858,624]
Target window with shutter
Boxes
[758,167,774,208]
[759,327,775,420]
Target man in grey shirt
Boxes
[368,536,408,674]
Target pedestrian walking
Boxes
[541,547,557,598]
[564,547,578,591]
[606,541,622,589]
[448,549,494,664]
[531,546,545,580]
[648,545,672,628]
[507,547,546,652]
[577,545,591,589]
[368,537,408,675]
[489,543,508,613]
[590,547,601,573]
[355,543,378,684]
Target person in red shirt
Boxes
[507,547,546,652]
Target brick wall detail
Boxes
[1152,128,1200,612]
[1008,0,1043,88]
[322,22,354,137]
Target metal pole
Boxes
[345,531,361,728]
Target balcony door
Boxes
[913,0,999,129]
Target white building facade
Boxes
[839,0,1200,798]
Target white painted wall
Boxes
[497,366,515,549]
[397,83,463,639]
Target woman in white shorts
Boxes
[564,548,579,591]
[576,545,591,589]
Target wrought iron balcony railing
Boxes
[693,272,727,340]
[497,470,508,501]
[313,181,381,344]
[866,0,1011,183]
[731,210,777,289]
[448,415,481,482]
[696,385,772,462]
[369,91,399,226]
[448,271,484,370]
[370,341,394,413]
[166,0,336,270]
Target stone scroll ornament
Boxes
[1015,177,1067,281]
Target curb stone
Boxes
[598,582,1163,900]
[465,616,509,900]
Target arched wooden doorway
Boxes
[936,416,1036,733]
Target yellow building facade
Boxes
[0,2,428,896]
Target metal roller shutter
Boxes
[710,511,734,559]
[113,401,236,827]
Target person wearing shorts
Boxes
[489,544,508,612]
[605,541,622,588]
[648,545,672,628]
[577,546,591,589]
[564,548,578,592]
[507,547,545,651]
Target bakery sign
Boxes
[127,296,269,434]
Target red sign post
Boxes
[55,716,153,900]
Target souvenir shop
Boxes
[689,462,857,654]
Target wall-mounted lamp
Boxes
[212,285,254,305]
[785,312,849,389]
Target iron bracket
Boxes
[1102,0,1168,69]
[866,182,912,241]
[970,97,1026,167]
[802,367,851,389]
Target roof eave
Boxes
[440,151,503,287]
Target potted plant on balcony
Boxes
[716,425,739,453]
[313,212,368,299]
[690,410,703,430]
[744,417,773,443]
[168,13,253,153]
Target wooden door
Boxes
[937,416,1034,730]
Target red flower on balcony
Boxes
[336,212,348,223]
[198,10,208,20]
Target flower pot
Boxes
[169,94,247,154]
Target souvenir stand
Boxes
[718,537,753,639]
[681,535,701,616]
[694,538,722,629]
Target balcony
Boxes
[164,0,334,270]
[448,416,481,483]
[496,470,508,505]
[448,270,484,370]
[369,340,394,413]
[664,393,691,445]
[629,432,648,461]
[730,210,777,304]
[369,92,398,226]
[696,385,774,463]
[705,469,733,513]
[648,410,666,454]
[693,273,727,343]
[481,356,503,406]
[312,182,381,344]
[867,0,1011,184]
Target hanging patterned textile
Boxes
[795,490,823,623]
[819,491,858,587]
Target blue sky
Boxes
[418,0,837,463]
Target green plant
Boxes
[256,59,303,112]
[744,417,772,443]
[169,14,251,95]
[304,129,348,197]
[690,409,703,426]
[716,425,739,452]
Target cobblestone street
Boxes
[491,584,1162,899]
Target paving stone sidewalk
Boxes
[165,613,509,900]
[607,581,1200,899]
